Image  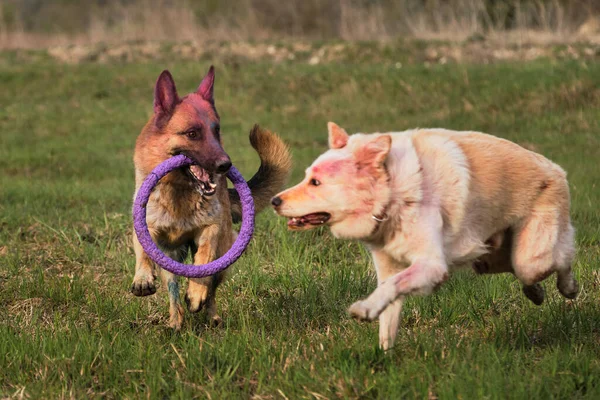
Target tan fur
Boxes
[229,125,292,222]
[132,123,291,330]
[273,123,578,350]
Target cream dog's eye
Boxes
[310,178,321,186]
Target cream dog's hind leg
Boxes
[510,188,578,300]
[474,229,546,305]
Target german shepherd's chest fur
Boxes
[139,174,228,247]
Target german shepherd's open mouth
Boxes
[287,212,331,230]
[186,165,218,196]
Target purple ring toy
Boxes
[133,154,255,278]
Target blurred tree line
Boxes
[1,0,598,39]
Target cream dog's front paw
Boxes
[348,300,380,321]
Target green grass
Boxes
[1,46,600,399]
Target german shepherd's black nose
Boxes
[215,160,232,174]
[271,196,282,207]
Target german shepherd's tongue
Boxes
[190,165,209,182]
[189,165,217,196]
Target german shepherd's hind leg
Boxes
[186,273,225,327]
[131,230,157,296]
[163,270,185,330]
[161,248,186,330]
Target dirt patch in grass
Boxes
[36,40,600,66]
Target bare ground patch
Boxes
[33,40,600,66]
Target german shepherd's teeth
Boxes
[190,169,202,181]
[188,167,217,195]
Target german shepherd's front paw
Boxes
[130,274,157,297]
[184,286,210,313]
[348,300,378,322]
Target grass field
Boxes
[1,43,600,399]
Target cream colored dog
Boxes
[271,122,579,350]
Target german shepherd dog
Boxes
[132,67,291,329]
[272,122,578,349]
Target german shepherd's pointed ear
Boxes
[328,122,349,149]
[196,65,215,104]
[154,70,179,126]
[356,135,392,169]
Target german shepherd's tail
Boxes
[229,125,292,223]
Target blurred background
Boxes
[2,0,600,49]
[2,2,600,398]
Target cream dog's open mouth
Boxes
[287,212,331,230]
[187,165,217,196]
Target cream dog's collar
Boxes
[372,211,389,222]
[371,168,391,226]
[369,203,391,238]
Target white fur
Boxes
[275,127,578,350]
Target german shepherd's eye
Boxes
[186,130,199,139]
[309,178,321,186]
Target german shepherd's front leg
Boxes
[185,224,223,325]
[131,230,157,296]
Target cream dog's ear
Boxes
[356,135,392,168]
[327,122,349,149]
